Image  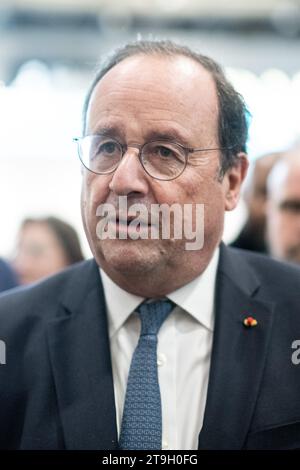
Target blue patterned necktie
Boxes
[119,299,174,450]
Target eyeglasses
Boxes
[73,134,229,181]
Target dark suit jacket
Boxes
[230,225,268,254]
[0,258,18,293]
[0,244,300,450]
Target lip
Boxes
[104,215,159,237]
[117,216,143,226]
[114,219,153,230]
[113,212,156,227]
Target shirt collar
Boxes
[100,247,219,338]
[167,247,219,331]
[100,269,144,339]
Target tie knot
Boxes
[136,299,174,336]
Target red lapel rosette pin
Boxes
[243,316,258,327]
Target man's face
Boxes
[267,164,300,264]
[81,54,246,295]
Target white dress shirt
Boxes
[100,247,219,450]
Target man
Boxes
[0,40,300,450]
[266,147,300,264]
[0,258,18,293]
[231,152,282,253]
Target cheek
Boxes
[152,172,224,239]
[185,172,224,211]
[269,213,289,247]
[278,215,296,241]
[81,173,111,216]
[151,172,205,205]
[183,172,225,234]
[270,212,284,231]
[81,174,112,249]
[152,170,224,209]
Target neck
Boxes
[98,249,217,297]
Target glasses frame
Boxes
[73,135,233,181]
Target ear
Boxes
[223,153,249,211]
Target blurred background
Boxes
[1,0,300,259]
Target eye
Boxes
[152,143,185,164]
[156,145,176,158]
[97,141,119,155]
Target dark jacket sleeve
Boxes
[0,259,18,293]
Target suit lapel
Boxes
[46,247,276,450]
[47,260,118,450]
[199,245,276,449]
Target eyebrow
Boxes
[90,125,191,147]
[144,130,191,147]
[90,125,123,138]
[279,200,300,212]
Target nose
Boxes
[108,146,149,196]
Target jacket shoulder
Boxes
[225,246,300,285]
[0,259,97,327]
[219,245,300,309]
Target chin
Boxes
[95,238,163,274]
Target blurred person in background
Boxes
[13,216,84,285]
[231,152,282,253]
[0,258,18,293]
[266,147,300,265]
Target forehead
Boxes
[284,164,300,196]
[272,162,300,204]
[86,54,218,141]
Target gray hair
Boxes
[82,39,249,176]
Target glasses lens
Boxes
[141,141,186,180]
[79,135,122,174]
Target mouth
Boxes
[115,213,154,227]
[117,215,138,225]
[115,219,154,235]
[102,213,160,239]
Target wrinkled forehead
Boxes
[86,54,219,135]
